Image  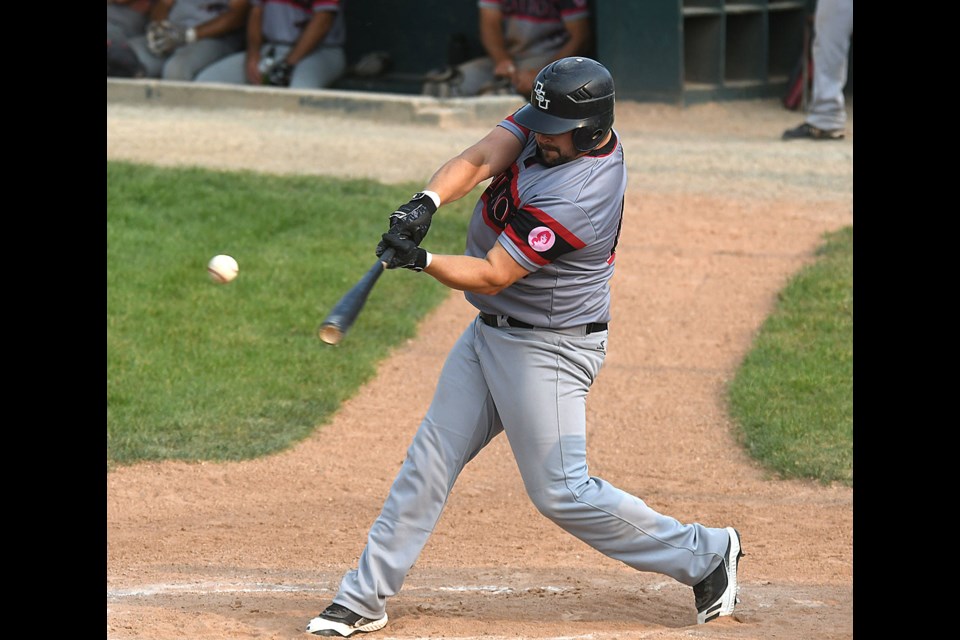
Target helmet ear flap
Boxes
[572,121,611,152]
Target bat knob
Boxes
[318,324,343,345]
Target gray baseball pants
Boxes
[126,31,245,81]
[331,316,731,619]
[195,44,346,89]
[807,0,854,131]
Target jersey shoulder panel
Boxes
[499,113,531,145]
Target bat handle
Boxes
[378,247,396,269]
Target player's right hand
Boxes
[377,233,428,271]
[146,20,188,56]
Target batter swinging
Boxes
[306,57,743,637]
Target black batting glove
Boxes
[376,233,429,271]
[264,61,293,87]
[388,192,437,245]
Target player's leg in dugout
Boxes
[194,50,247,84]
[163,35,244,80]
[290,46,346,89]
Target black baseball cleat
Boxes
[306,603,388,637]
[781,122,845,141]
[693,527,744,624]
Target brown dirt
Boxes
[107,94,854,639]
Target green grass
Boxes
[726,226,853,486]
[108,161,852,488]
[107,161,473,468]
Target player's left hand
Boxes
[377,233,428,271]
[388,193,437,245]
[264,61,294,87]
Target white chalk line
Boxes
[106,581,604,600]
[107,581,328,599]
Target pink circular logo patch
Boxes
[528,226,555,252]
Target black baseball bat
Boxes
[318,248,395,345]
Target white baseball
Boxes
[208,254,239,284]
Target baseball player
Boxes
[781,0,853,140]
[107,1,155,78]
[195,0,347,89]
[423,0,593,97]
[125,0,250,81]
[107,1,154,47]
[306,57,744,637]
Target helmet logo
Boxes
[533,81,550,110]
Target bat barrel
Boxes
[317,248,395,345]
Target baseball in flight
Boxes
[207,254,239,284]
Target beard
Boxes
[535,143,576,167]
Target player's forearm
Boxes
[246,6,263,52]
[286,12,334,65]
[423,254,512,295]
[150,0,173,22]
[421,241,528,294]
[424,156,493,207]
[479,9,510,64]
[425,128,522,205]
[195,1,248,39]
[554,20,593,60]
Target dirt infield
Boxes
[107,93,853,640]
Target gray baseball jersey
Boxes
[168,0,235,28]
[479,0,591,59]
[252,0,346,48]
[464,113,626,328]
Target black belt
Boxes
[479,312,607,334]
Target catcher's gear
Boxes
[376,233,428,271]
[513,56,615,152]
[264,61,294,87]
[146,20,196,56]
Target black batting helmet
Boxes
[513,57,615,152]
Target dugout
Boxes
[332,1,850,106]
